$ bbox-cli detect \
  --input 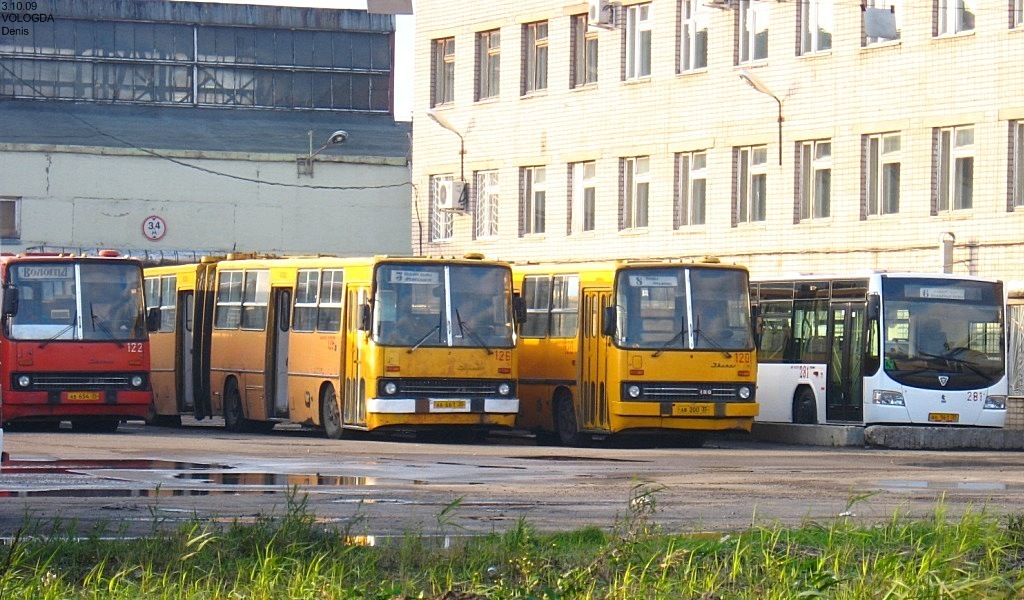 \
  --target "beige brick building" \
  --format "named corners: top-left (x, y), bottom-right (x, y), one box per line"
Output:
top-left (410, 0), bottom-right (1024, 281)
